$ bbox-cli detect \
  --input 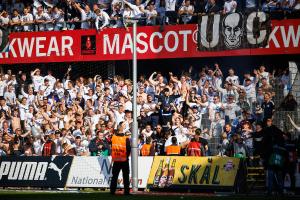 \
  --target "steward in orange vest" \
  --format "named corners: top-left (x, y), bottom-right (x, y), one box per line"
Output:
top-left (187, 138), bottom-right (202, 156)
top-left (165, 137), bottom-right (181, 156)
top-left (140, 137), bottom-right (152, 156)
top-left (110, 121), bottom-right (130, 195)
